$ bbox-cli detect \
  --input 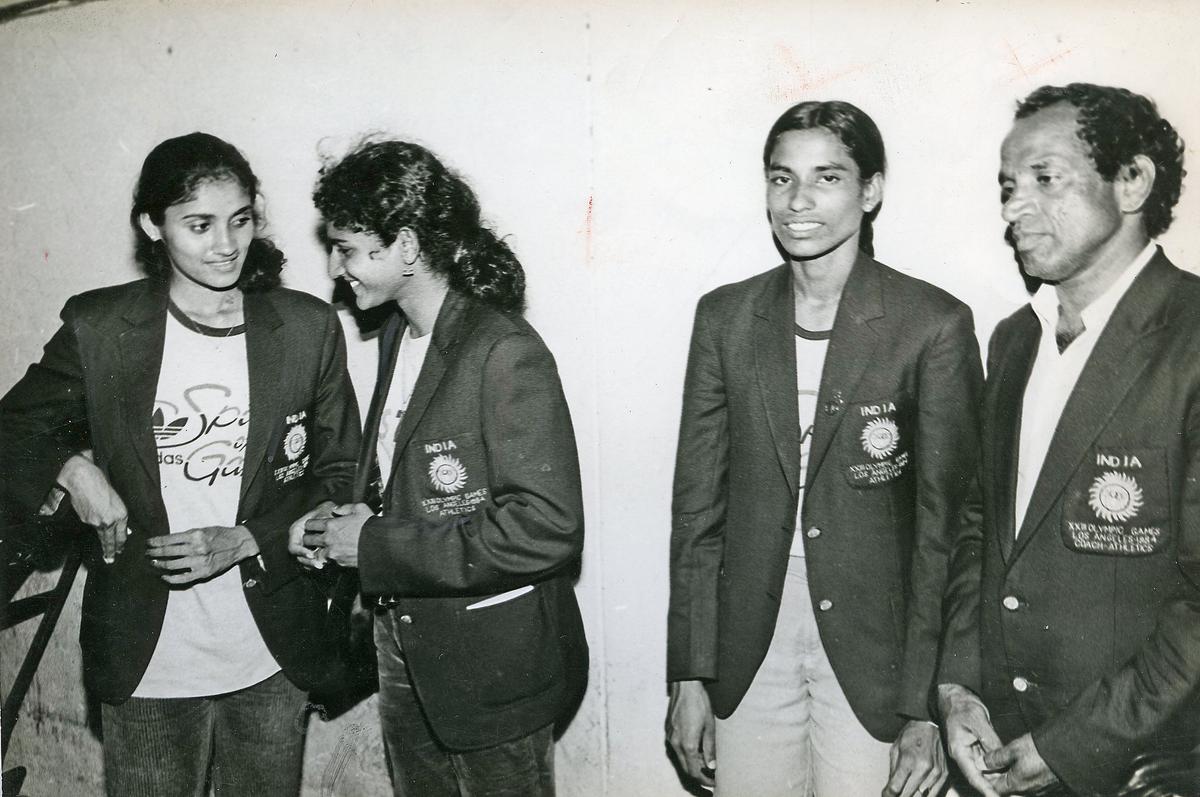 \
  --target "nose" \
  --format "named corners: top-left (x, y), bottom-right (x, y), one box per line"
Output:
top-left (212, 224), bottom-right (237, 256)
top-left (326, 252), bottom-right (345, 280)
top-left (1001, 184), bottom-right (1032, 224)
top-left (788, 181), bottom-right (815, 212)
